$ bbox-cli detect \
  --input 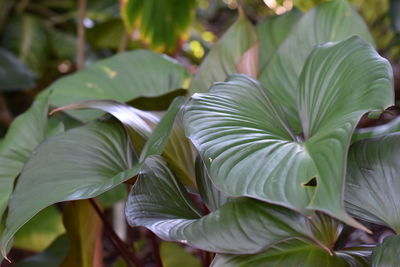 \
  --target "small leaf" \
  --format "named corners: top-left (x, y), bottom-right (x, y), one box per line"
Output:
top-left (372, 235), bottom-right (400, 267)
top-left (352, 116), bottom-right (400, 143)
top-left (189, 12), bottom-right (257, 95)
